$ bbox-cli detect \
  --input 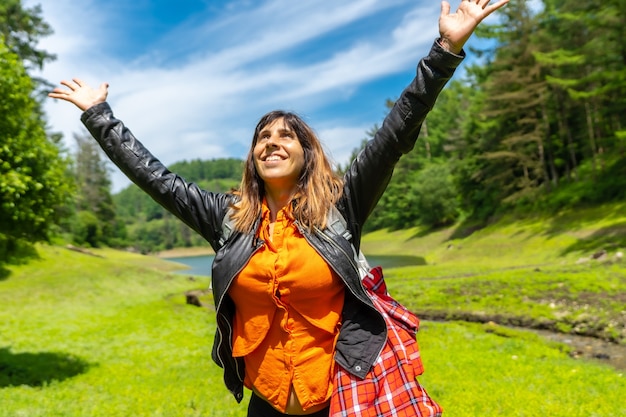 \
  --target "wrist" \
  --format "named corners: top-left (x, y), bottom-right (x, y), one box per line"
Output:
top-left (438, 37), bottom-right (463, 55)
top-left (80, 99), bottom-right (105, 112)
